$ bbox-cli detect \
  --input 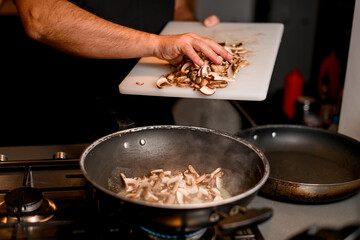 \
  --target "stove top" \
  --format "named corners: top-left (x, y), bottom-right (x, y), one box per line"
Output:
top-left (0, 145), bottom-right (264, 240)
top-left (1, 144), bottom-right (359, 240)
